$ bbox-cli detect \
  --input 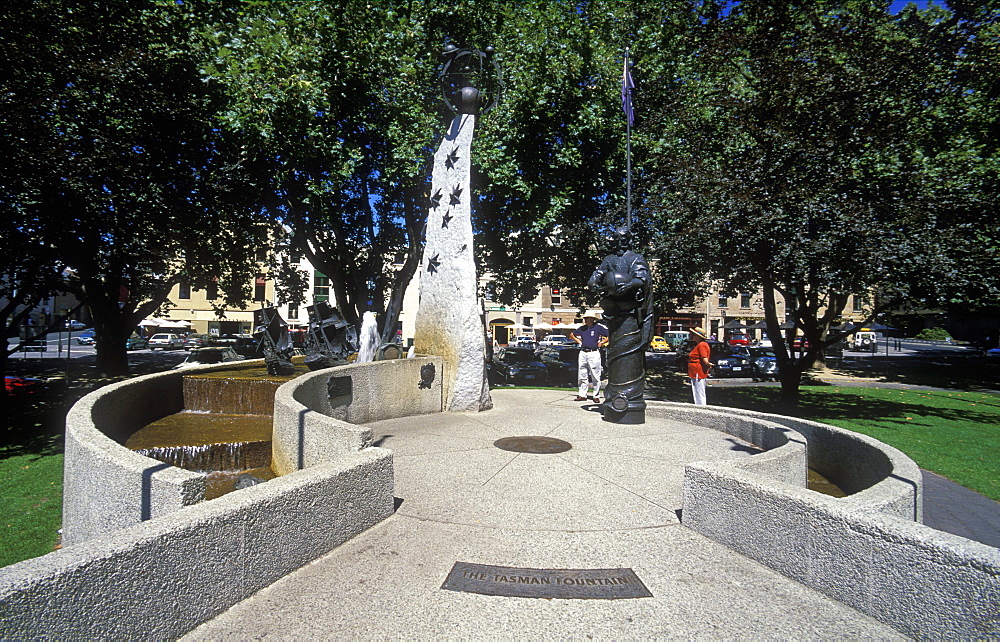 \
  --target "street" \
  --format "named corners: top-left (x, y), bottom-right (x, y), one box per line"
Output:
top-left (645, 337), bottom-right (999, 392)
top-left (5, 331), bottom-right (188, 381)
top-left (5, 334), bottom-right (997, 393)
